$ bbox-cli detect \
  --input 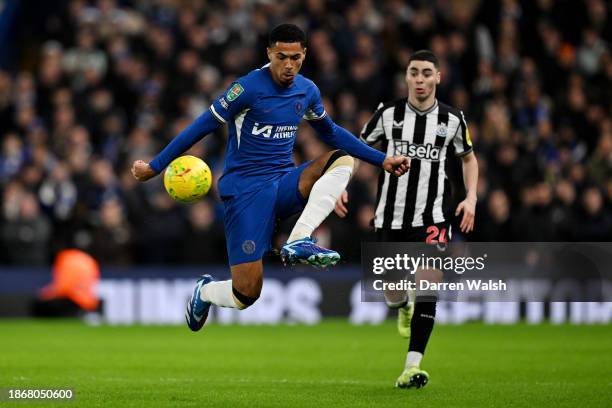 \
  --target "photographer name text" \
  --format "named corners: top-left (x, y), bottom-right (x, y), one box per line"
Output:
top-left (372, 279), bottom-right (507, 291)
